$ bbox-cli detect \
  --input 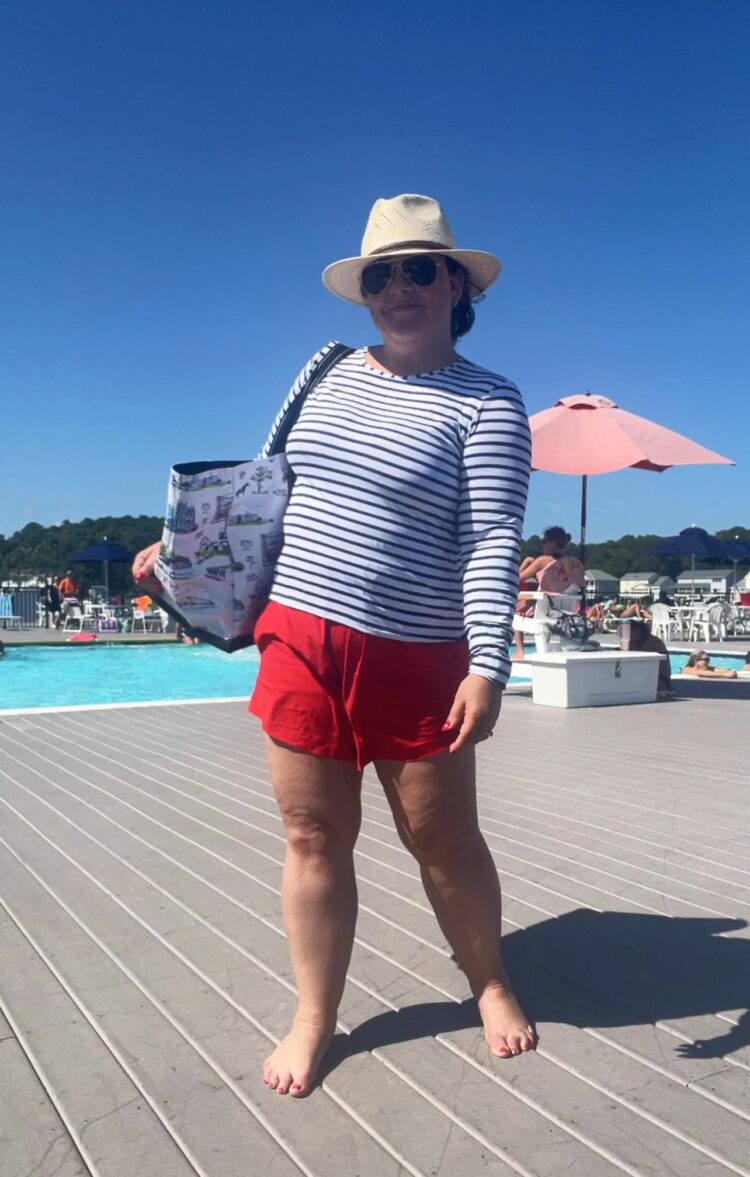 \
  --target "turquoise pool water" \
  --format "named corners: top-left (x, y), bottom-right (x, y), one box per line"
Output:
top-left (1, 643), bottom-right (260, 711)
top-left (0, 644), bottom-right (746, 712)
